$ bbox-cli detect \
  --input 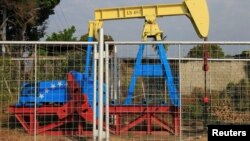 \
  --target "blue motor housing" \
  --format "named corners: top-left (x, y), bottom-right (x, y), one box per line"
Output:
top-left (18, 71), bottom-right (106, 108)
top-left (19, 80), bottom-right (69, 105)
